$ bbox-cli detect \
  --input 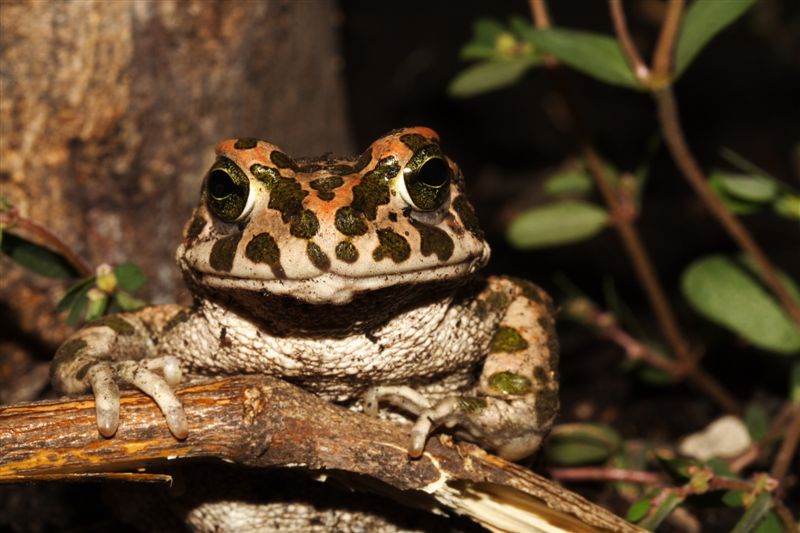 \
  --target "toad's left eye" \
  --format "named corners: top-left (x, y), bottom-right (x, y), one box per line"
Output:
top-left (400, 156), bottom-right (451, 211)
top-left (205, 157), bottom-right (253, 223)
